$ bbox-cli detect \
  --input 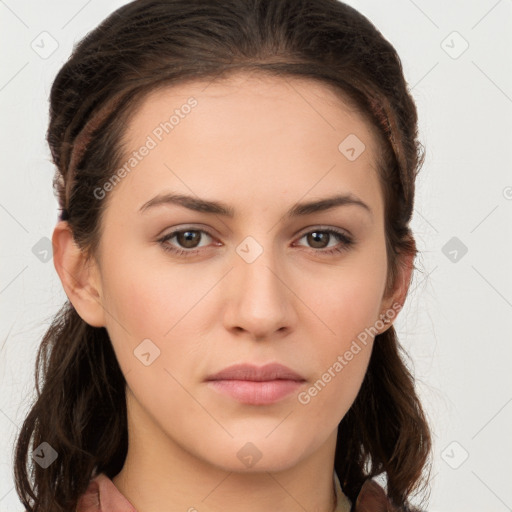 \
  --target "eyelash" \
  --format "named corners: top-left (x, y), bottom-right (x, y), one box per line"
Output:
top-left (157, 226), bottom-right (354, 258)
